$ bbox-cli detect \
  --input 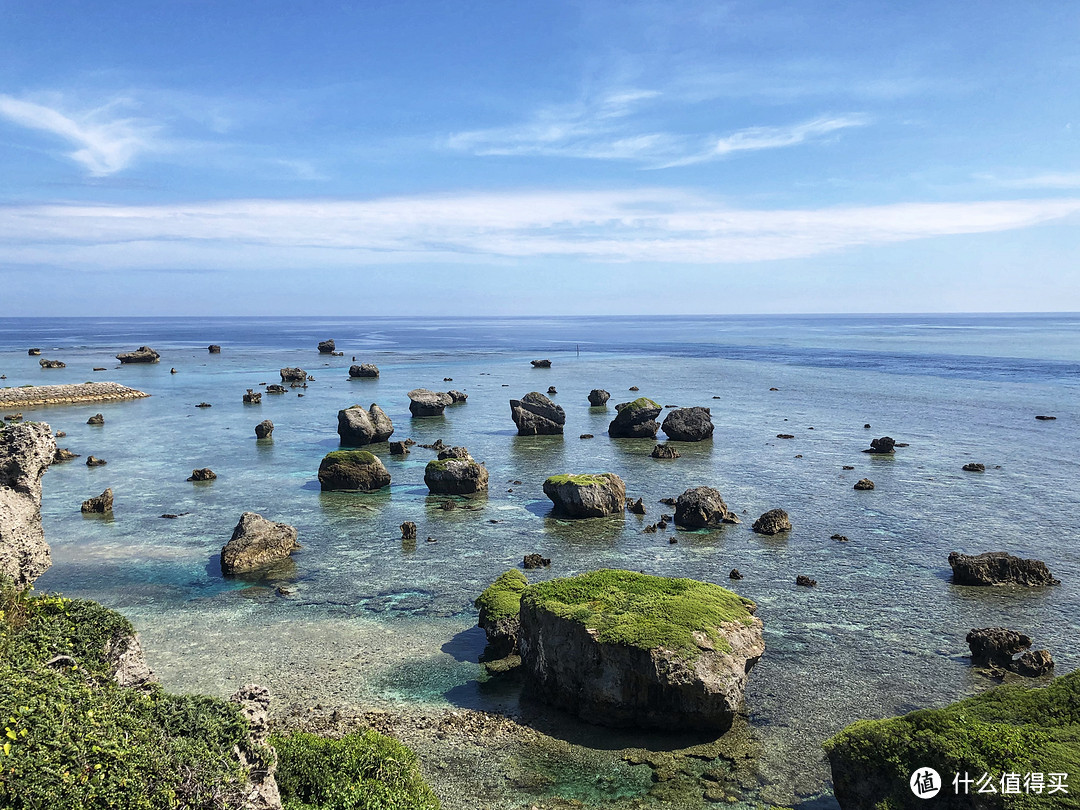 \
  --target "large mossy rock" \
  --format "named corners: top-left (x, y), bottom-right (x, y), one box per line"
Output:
top-left (318, 450), bottom-right (391, 492)
top-left (542, 473), bottom-right (625, 518)
top-left (474, 569), bottom-right (528, 659)
top-left (424, 447), bottom-right (489, 495)
top-left (0, 421), bottom-right (55, 587)
top-left (608, 397), bottom-right (662, 438)
top-left (661, 406), bottom-right (714, 441)
top-left (824, 671), bottom-right (1080, 810)
top-left (510, 391), bottom-right (566, 435)
top-left (221, 511), bottom-right (300, 574)
top-left (516, 570), bottom-right (763, 731)
top-left (337, 403), bottom-right (394, 446)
